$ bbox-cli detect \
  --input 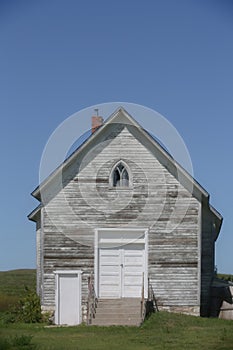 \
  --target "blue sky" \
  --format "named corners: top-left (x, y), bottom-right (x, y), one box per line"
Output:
top-left (0, 0), bottom-right (232, 273)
